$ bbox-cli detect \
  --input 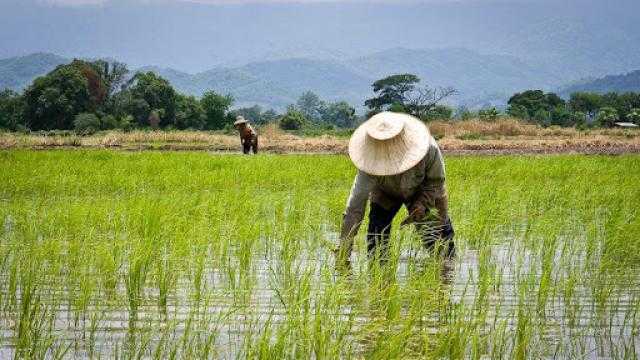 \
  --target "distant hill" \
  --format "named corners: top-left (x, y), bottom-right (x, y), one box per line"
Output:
top-left (0, 50), bottom-right (607, 111)
top-left (559, 70), bottom-right (640, 96)
top-left (141, 59), bottom-right (371, 110)
top-left (0, 53), bottom-right (68, 91)
top-left (139, 48), bottom-right (561, 110)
